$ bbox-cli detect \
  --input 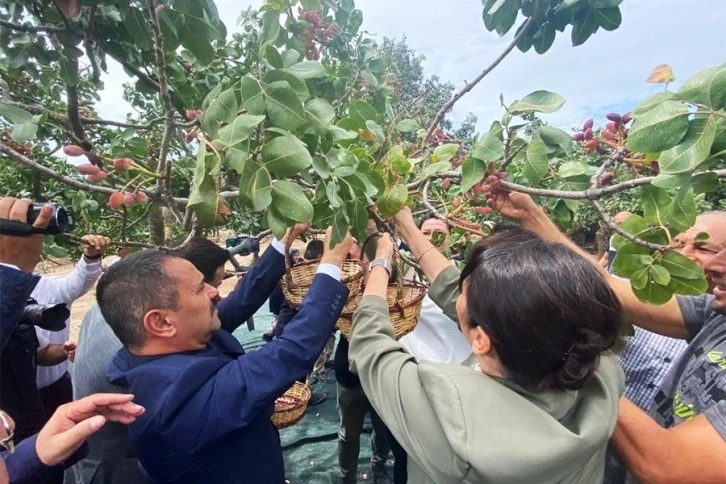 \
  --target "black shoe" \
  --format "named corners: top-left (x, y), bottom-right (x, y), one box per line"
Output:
top-left (308, 391), bottom-right (327, 407)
